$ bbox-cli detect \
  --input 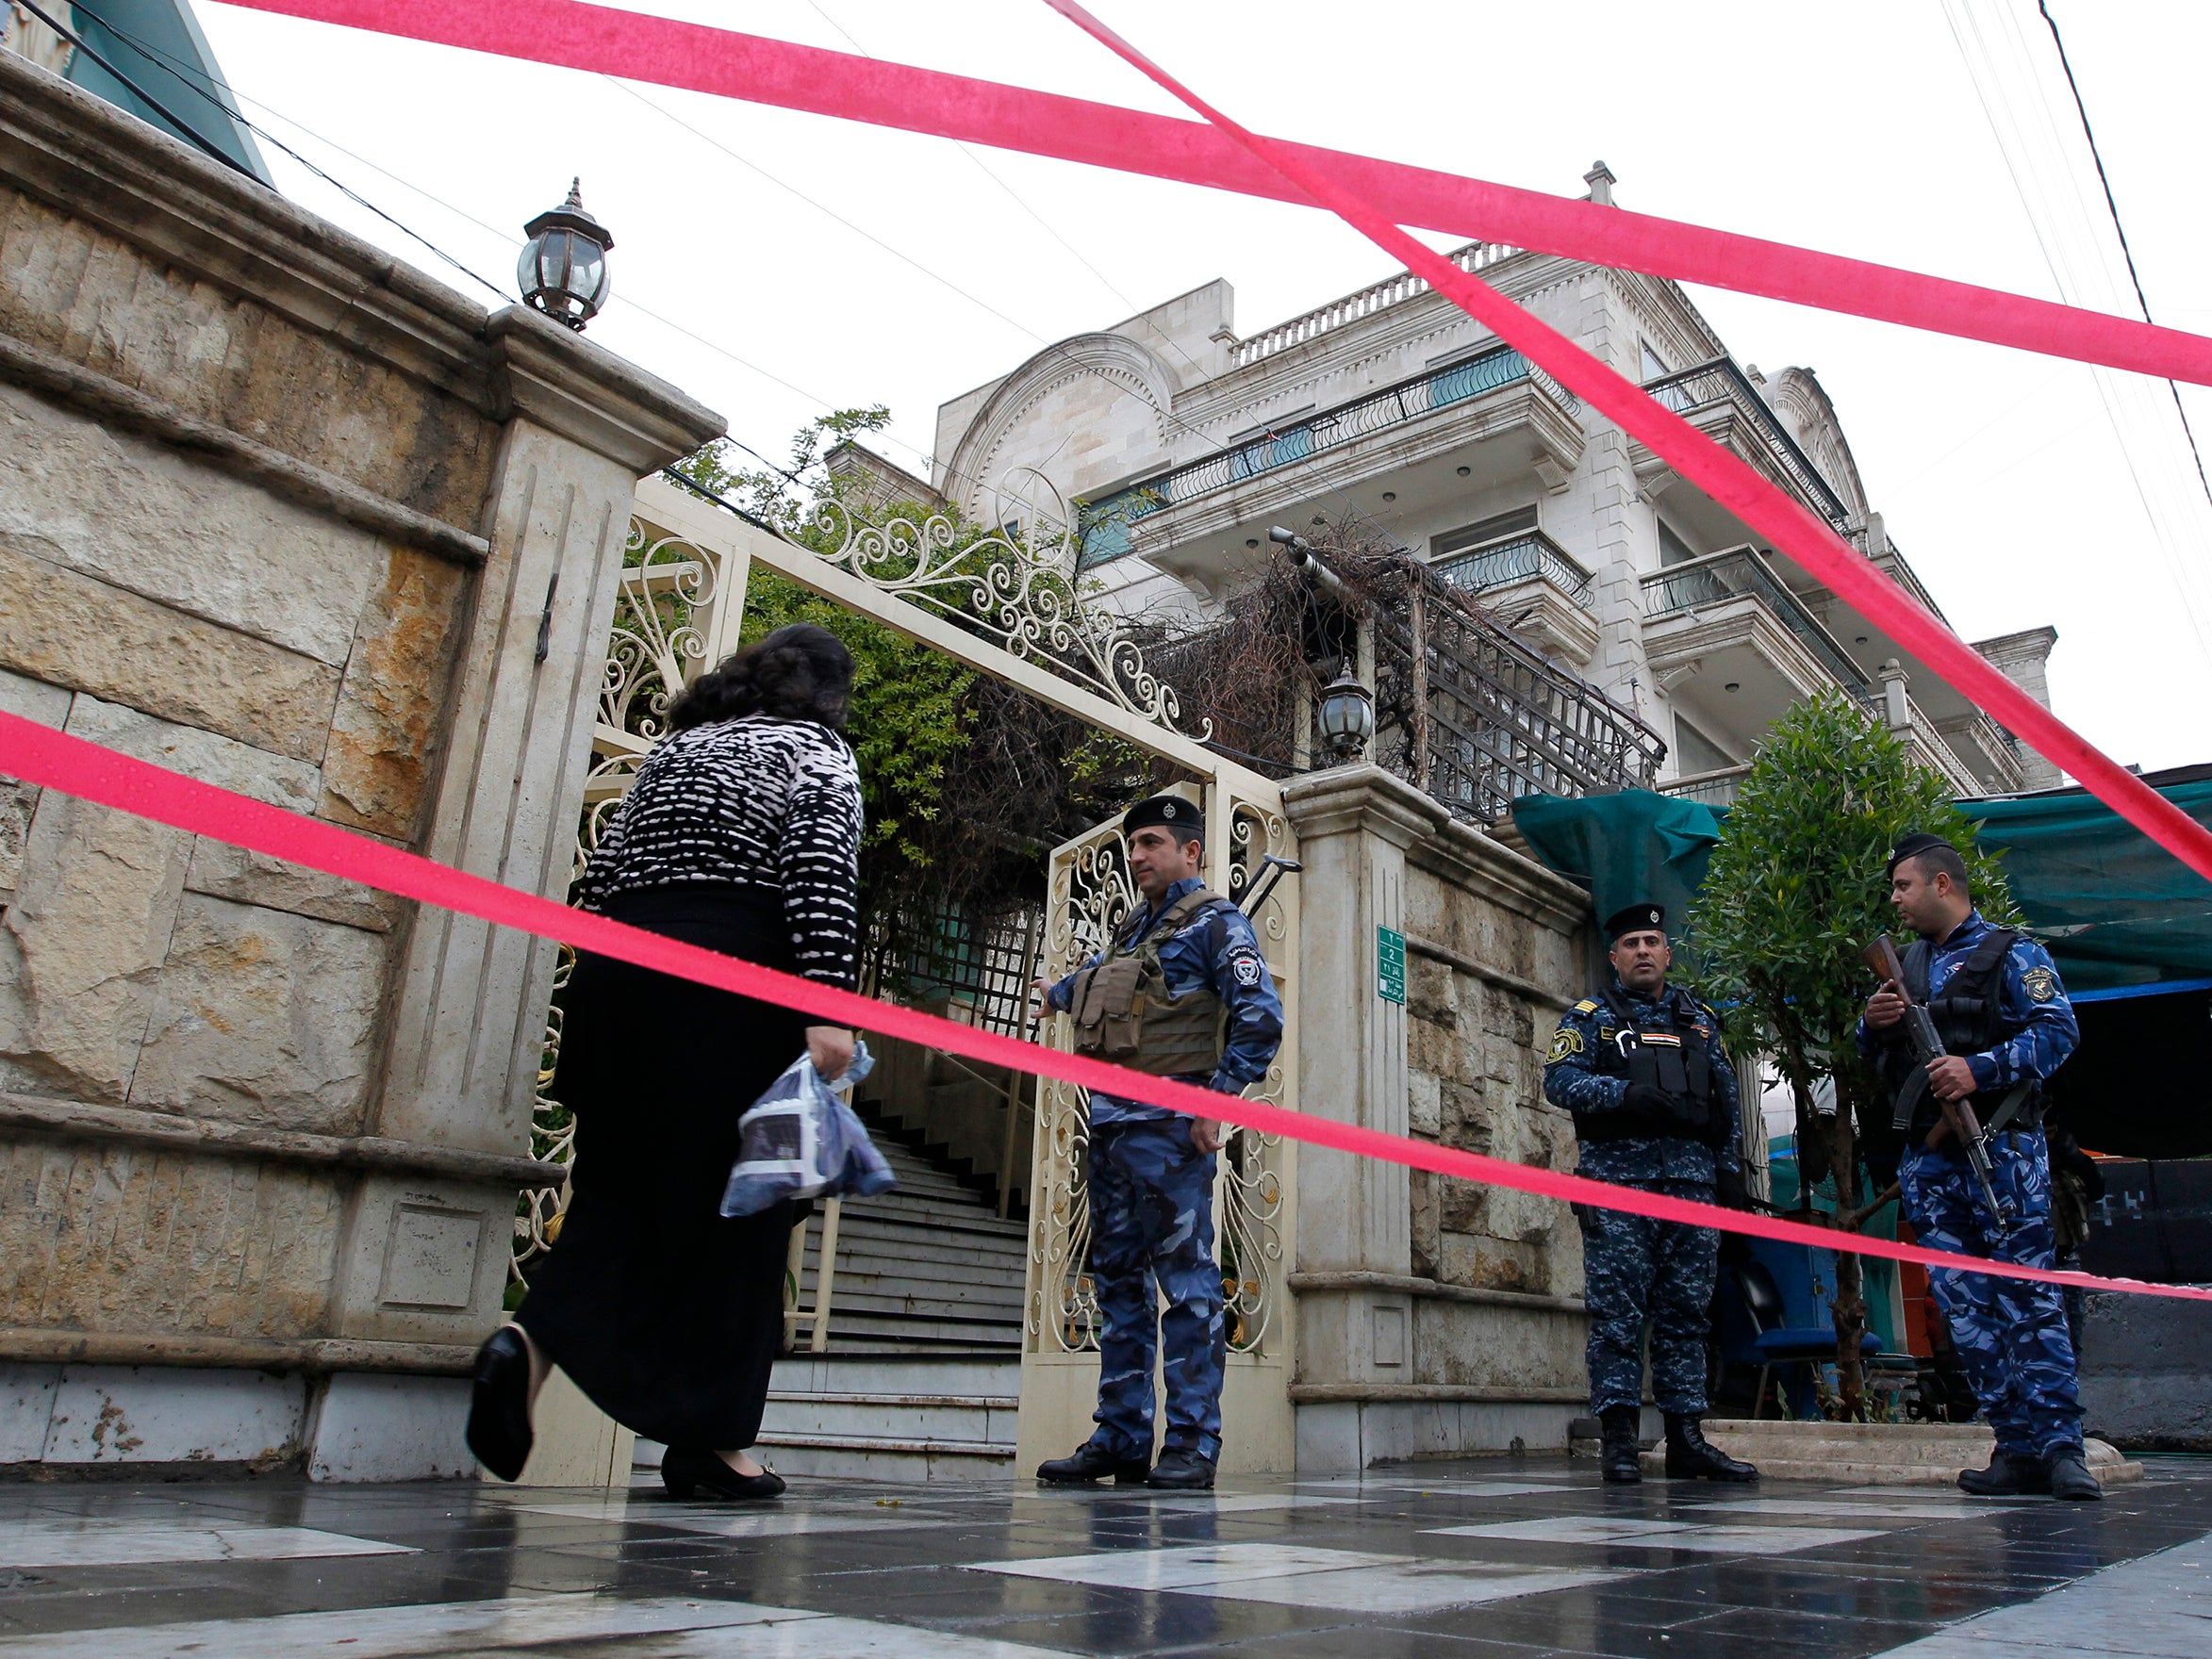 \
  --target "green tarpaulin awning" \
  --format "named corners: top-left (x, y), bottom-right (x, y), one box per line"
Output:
top-left (1510, 767), bottom-right (2212, 994)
